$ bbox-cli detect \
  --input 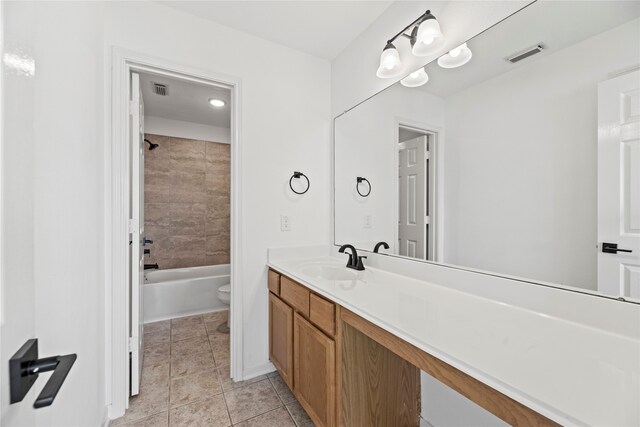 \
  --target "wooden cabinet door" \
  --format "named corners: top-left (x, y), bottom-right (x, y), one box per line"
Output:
top-left (294, 312), bottom-right (335, 427)
top-left (269, 292), bottom-right (293, 388)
